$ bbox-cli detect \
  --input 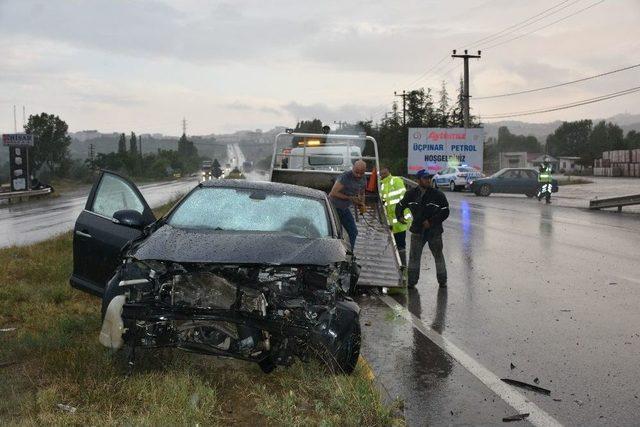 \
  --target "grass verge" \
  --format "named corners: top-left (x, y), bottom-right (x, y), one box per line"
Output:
top-left (0, 202), bottom-right (398, 426)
